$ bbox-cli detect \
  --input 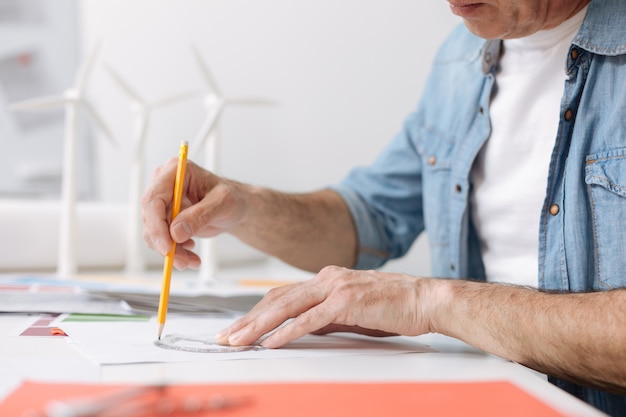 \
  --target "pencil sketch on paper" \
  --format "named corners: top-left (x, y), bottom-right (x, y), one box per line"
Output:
top-left (154, 333), bottom-right (265, 353)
